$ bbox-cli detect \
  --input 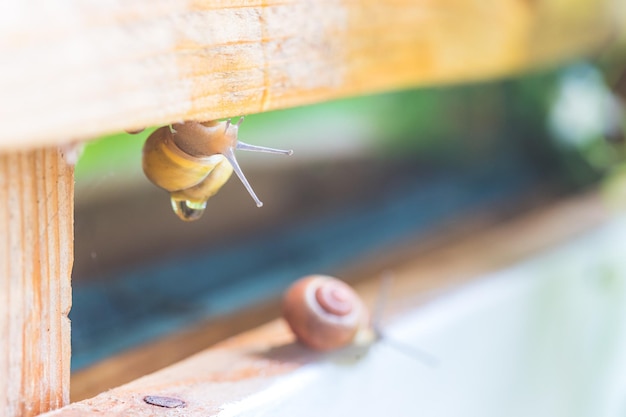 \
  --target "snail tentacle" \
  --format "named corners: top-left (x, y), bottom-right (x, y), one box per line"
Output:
top-left (236, 141), bottom-right (294, 155)
top-left (222, 147), bottom-right (264, 208)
